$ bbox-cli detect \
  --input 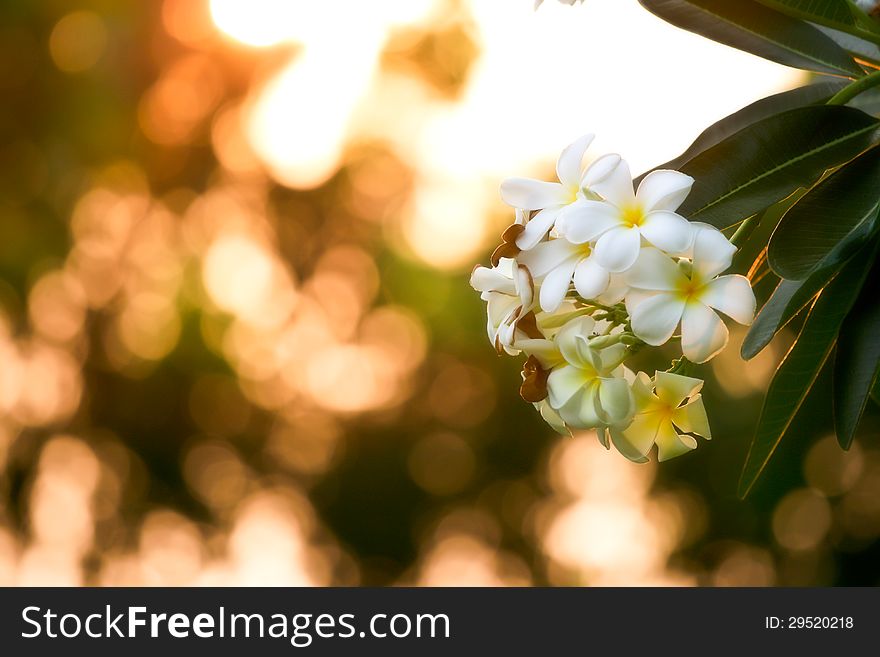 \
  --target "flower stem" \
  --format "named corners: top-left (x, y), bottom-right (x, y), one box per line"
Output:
top-left (827, 69), bottom-right (880, 106)
top-left (580, 299), bottom-right (617, 312)
top-left (667, 356), bottom-right (695, 376)
top-left (730, 214), bottom-right (758, 248)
